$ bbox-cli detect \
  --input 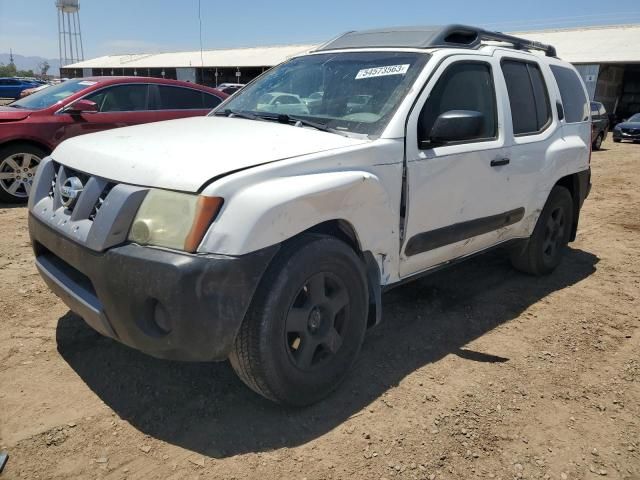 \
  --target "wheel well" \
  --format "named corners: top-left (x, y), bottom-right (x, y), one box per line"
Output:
top-left (554, 173), bottom-right (581, 241)
top-left (302, 220), bottom-right (382, 329)
top-left (0, 139), bottom-right (51, 156)
top-left (306, 219), bottom-right (362, 252)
